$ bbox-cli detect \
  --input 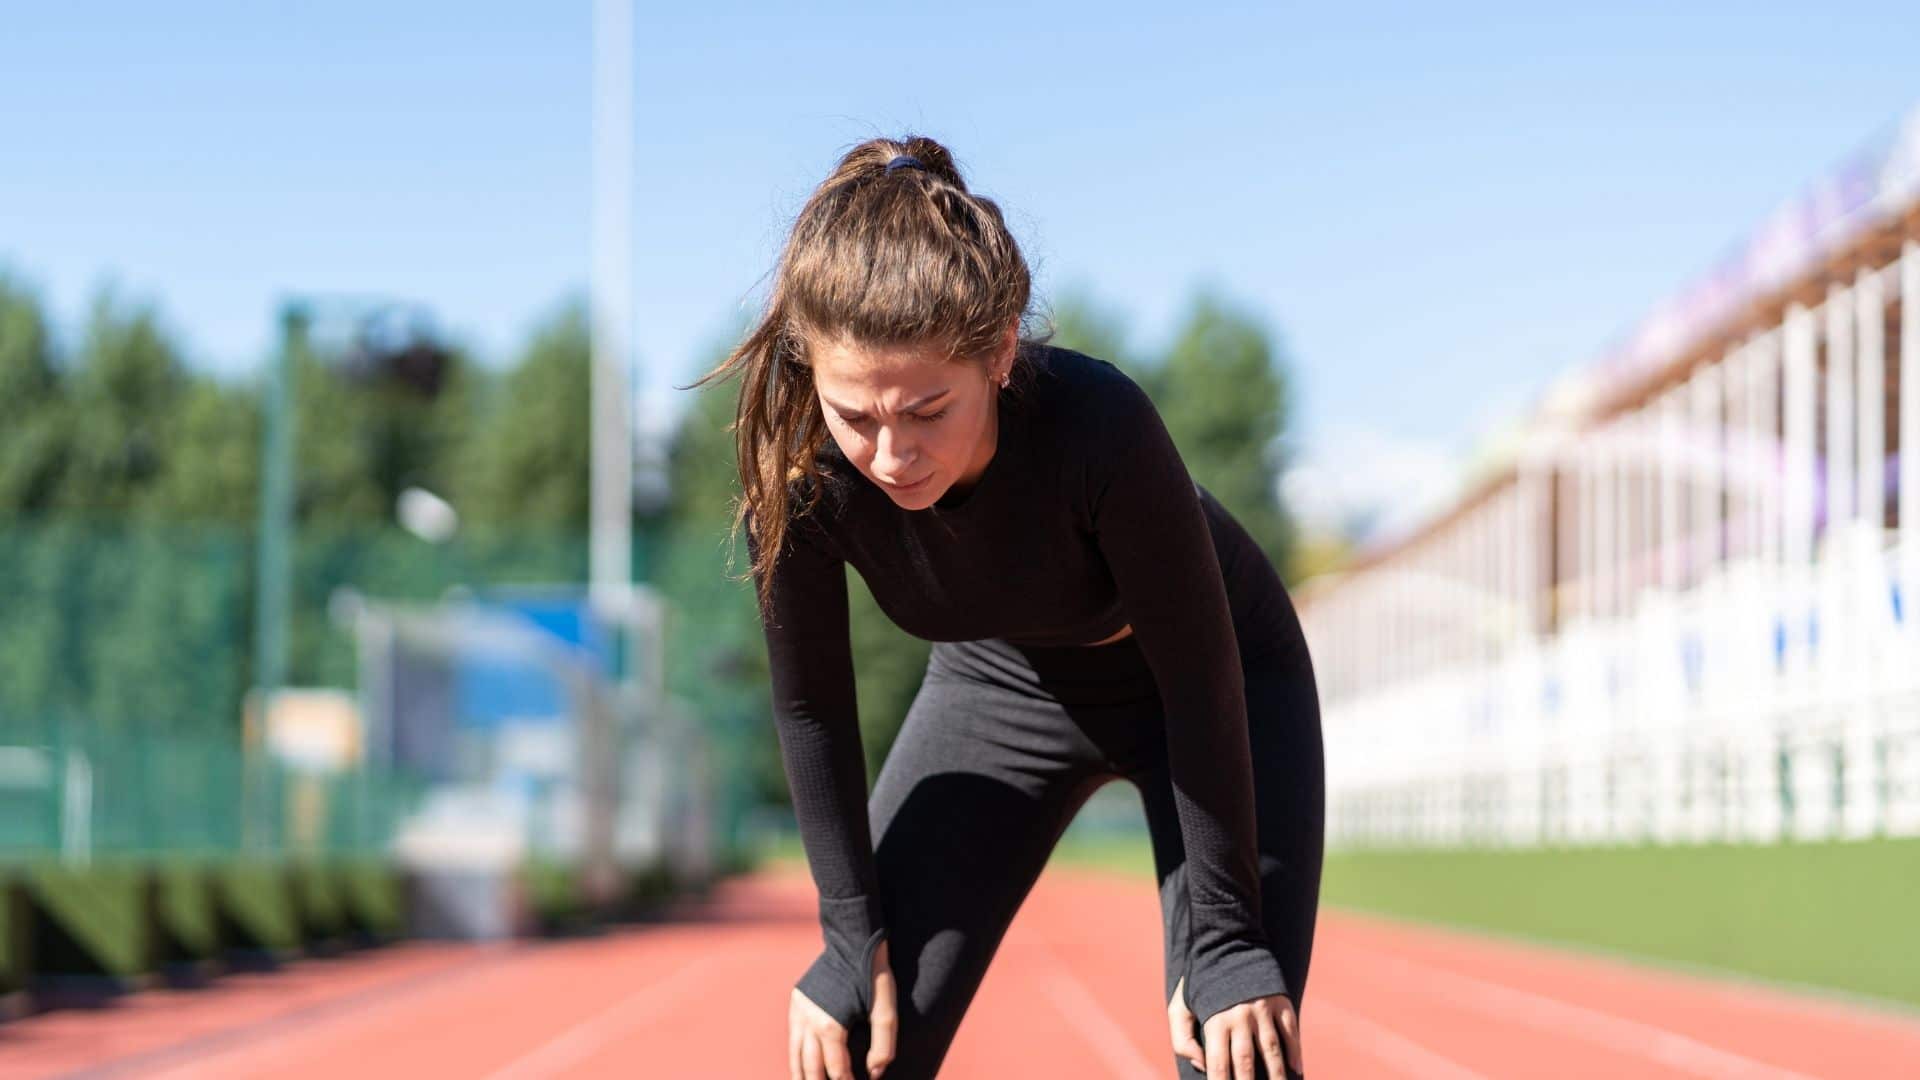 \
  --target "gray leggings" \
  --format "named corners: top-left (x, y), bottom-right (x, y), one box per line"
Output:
top-left (838, 629), bottom-right (1324, 1079)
